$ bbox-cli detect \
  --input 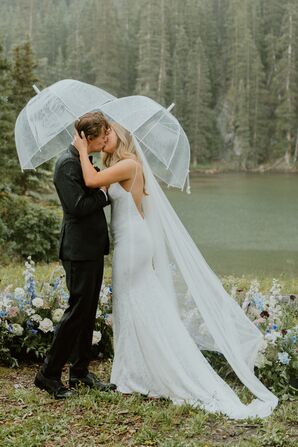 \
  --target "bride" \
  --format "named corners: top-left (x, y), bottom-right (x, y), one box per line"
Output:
top-left (73, 121), bottom-right (278, 420)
